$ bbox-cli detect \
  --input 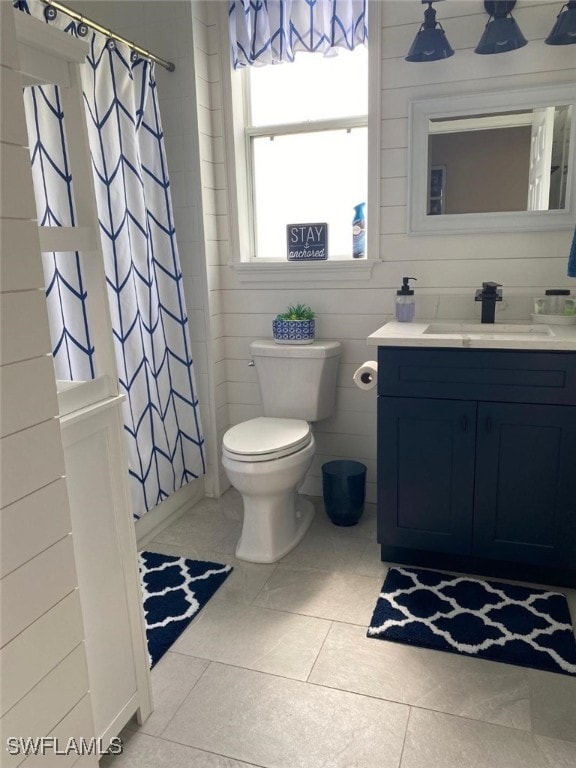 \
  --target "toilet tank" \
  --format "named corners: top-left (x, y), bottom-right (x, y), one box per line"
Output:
top-left (250, 340), bottom-right (341, 421)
